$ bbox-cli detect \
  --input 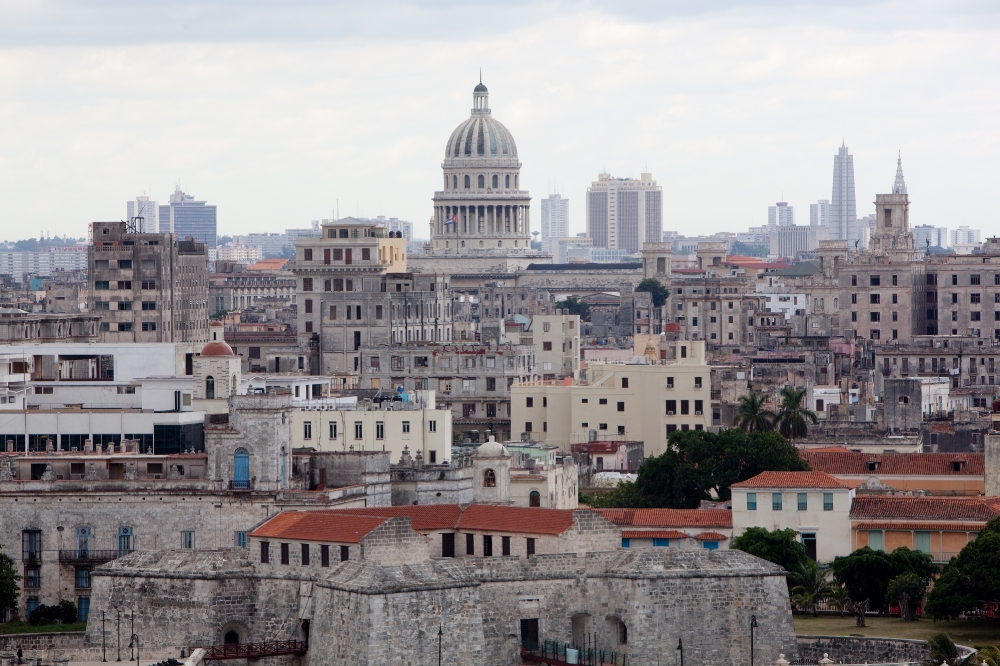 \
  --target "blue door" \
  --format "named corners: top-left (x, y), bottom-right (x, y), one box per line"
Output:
top-left (233, 448), bottom-right (250, 489)
top-left (76, 527), bottom-right (90, 558)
